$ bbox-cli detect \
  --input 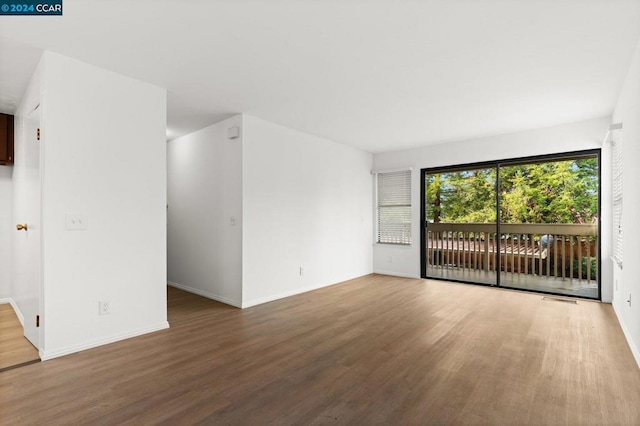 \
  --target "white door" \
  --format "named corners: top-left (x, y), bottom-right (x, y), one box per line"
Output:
top-left (12, 103), bottom-right (42, 349)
